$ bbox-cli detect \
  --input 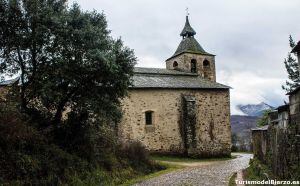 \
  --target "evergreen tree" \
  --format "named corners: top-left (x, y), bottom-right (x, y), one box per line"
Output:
top-left (257, 109), bottom-right (272, 127)
top-left (282, 35), bottom-right (299, 92)
top-left (0, 0), bottom-right (136, 126)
